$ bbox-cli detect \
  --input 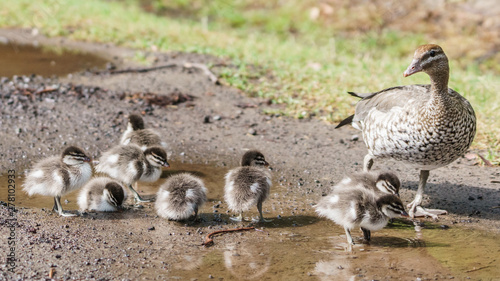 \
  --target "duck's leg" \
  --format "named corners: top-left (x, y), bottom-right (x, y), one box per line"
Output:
top-left (363, 154), bottom-right (374, 172)
top-left (361, 227), bottom-right (371, 242)
top-left (257, 201), bottom-right (272, 222)
top-left (407, 170), bottom-right (448, 219)
top-left (54, 196), bottom-right (77, 217)
top-left (128, 183), bottom-right (153, 203)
